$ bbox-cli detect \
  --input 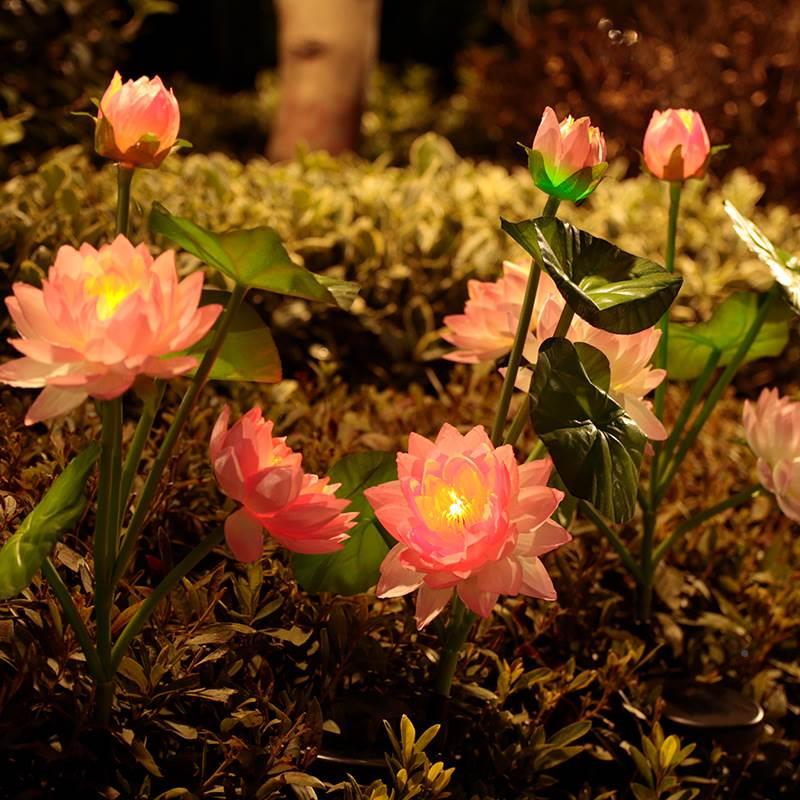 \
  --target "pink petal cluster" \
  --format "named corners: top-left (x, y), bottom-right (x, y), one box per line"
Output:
top-left (210, 406), bottom-right (358, 561)
top-left (643, 108), bottom-right (710, 182)
top-left (0, 236), bottom-right (221, 424)
top-left (364, 424), bottom-right (571, 628)
top-left (742, 388), bottom-right (800, 522)
top-left (95, 72), bottom-right (180, 169)
top-left (529, 107), bottom-right (607, 201)
top-left (443, 261), bottom-right (667, 439)
top-left (442, 261), bottom-right (562, 363)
